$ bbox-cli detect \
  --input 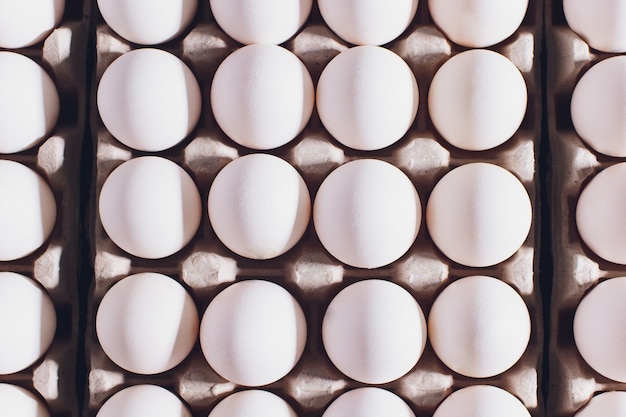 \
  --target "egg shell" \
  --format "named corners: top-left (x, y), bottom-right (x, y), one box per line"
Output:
top-left (0, 0), bottom-right (64, 48)
top-left (95, 385), bottom-right (191, 417)
top-left (574, 391), bottom-right (626, 416)
top-left (199, 280), bottom-right (307, 387)
top-left (564, 0), bottom-right (626, 53)
top-left (428, 49), bottom-right (527, 151)
top-left (322, 388), bottom-right (416, 417)
top-left (316, 46), bottom-right (419, 151)
top-left (210, 44), bottom-right (314, 150)
top-left (208, 153), bottom-right (311, 260)
top-left (433, 385), bottom-right (531, 417)
top-left (0, 384), bottom-right (50, 417)
top-left (0, 51), bottom-right (60, 154)
top-left (322, 279), bottom-right (426, 384)
top-left (98, 156), bottom-right (202, 259)
top-left (0, 272), bottom-right (57, 375)
top-left (208, 390), bottom-right (297, 417)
